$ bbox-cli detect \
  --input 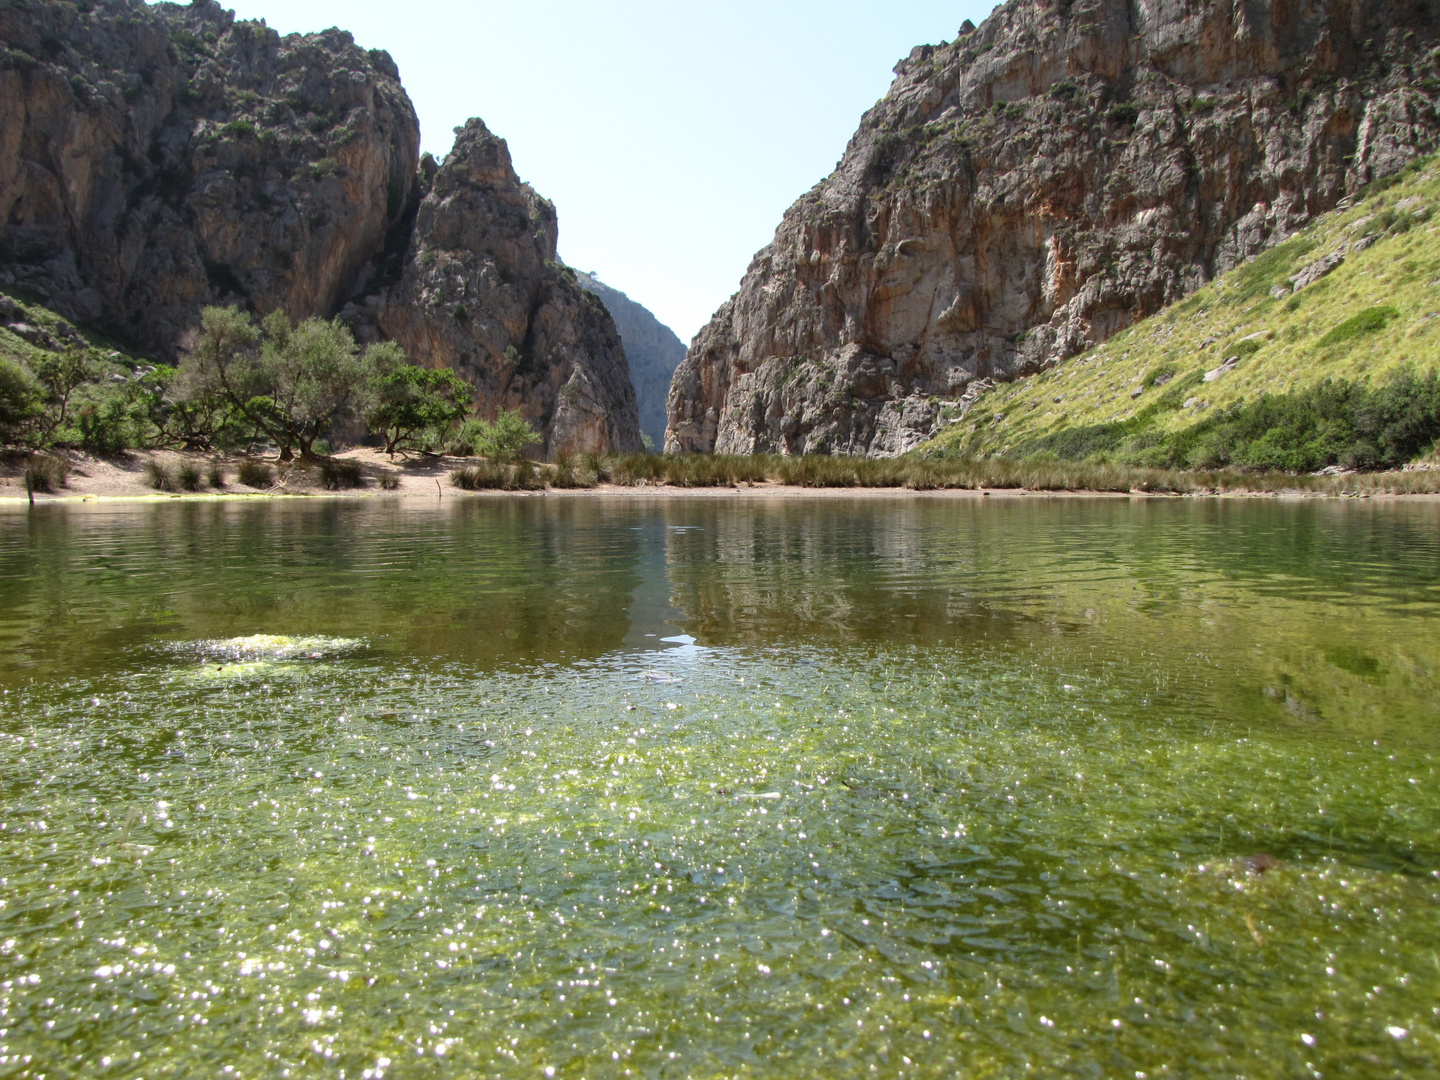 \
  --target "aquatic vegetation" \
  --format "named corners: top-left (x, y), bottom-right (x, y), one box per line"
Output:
top-left (1, 499), bottom-right (1438, 1076)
